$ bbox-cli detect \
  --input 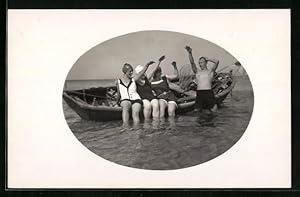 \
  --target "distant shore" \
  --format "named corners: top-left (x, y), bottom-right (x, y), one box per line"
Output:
top-left (64, 75), bottom-right (252, 92)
